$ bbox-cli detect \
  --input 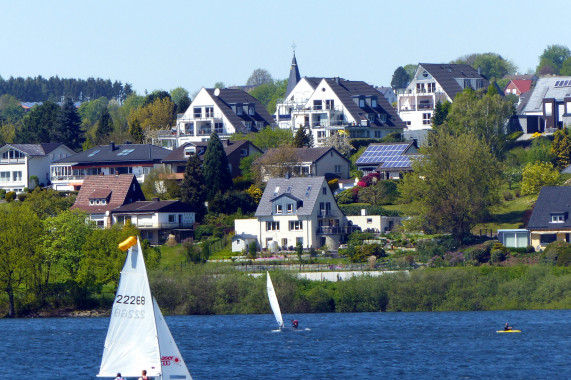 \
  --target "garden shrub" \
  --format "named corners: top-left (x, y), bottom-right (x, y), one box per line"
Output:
top-left (5, 191), bottom-right (16, 202)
